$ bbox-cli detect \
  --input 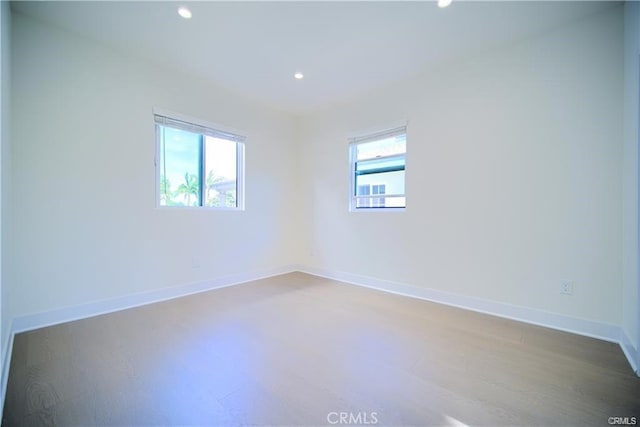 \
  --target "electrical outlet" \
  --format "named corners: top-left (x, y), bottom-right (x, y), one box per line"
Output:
top-left (560, 281), bottom-right (573, 295)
